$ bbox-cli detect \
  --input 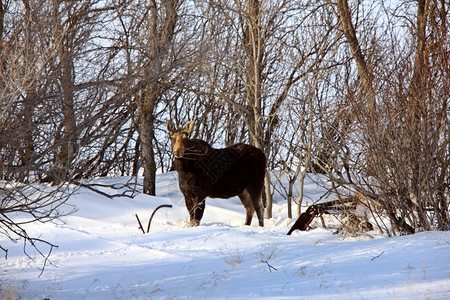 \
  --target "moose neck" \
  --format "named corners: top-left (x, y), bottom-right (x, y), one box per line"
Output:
top-left (178, 138), bottom-right (211, 160)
